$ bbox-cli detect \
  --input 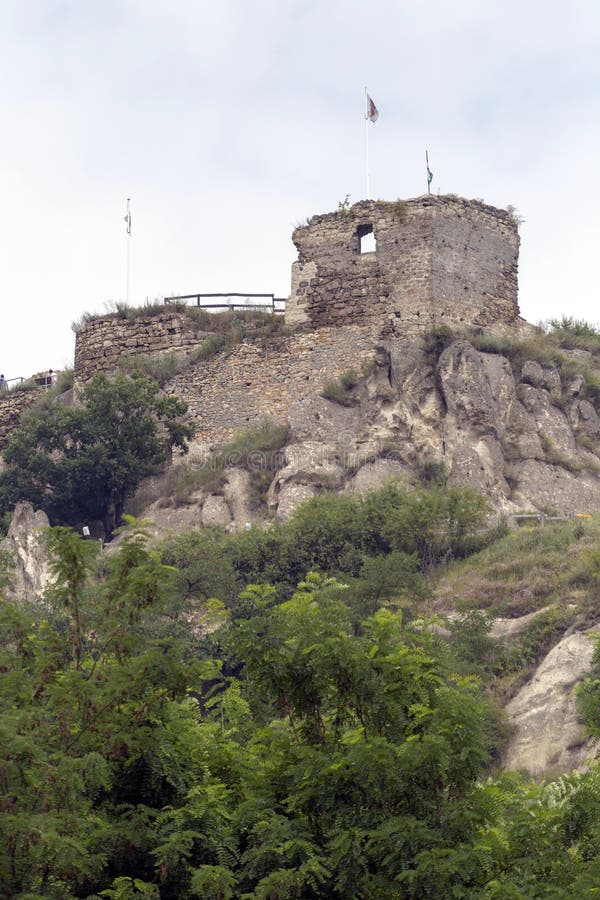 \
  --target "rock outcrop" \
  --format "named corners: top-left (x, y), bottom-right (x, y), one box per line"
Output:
top-left (503, 629), bottom-right (600, 775)
top-left (0, 501), bottom-right (54, 603)
top-left (266, 337), bottom-right (600, 520)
